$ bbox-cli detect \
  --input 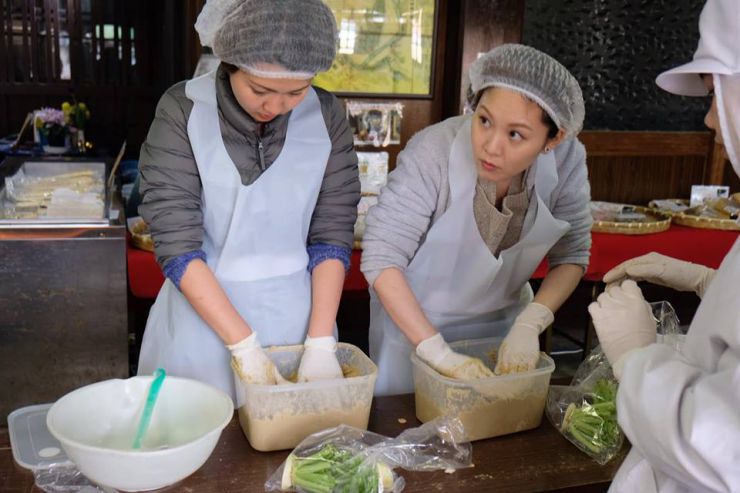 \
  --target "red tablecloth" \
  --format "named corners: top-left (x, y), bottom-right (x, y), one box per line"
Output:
top-left (127, 243), bottom-right (165, 299)
top-left (128, 225), bottom-right (738, 299)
